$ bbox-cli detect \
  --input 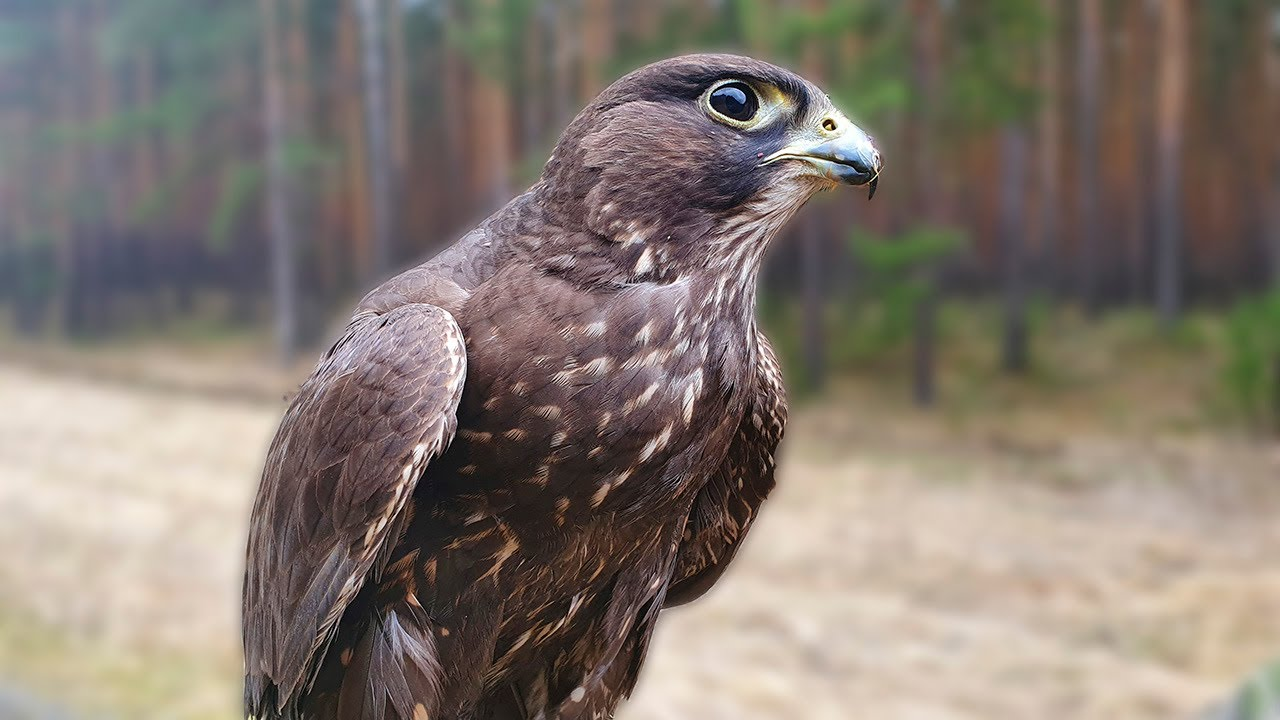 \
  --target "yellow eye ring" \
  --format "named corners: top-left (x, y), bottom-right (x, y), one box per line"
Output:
top-left (701, 79), bottom-right (786, 131)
